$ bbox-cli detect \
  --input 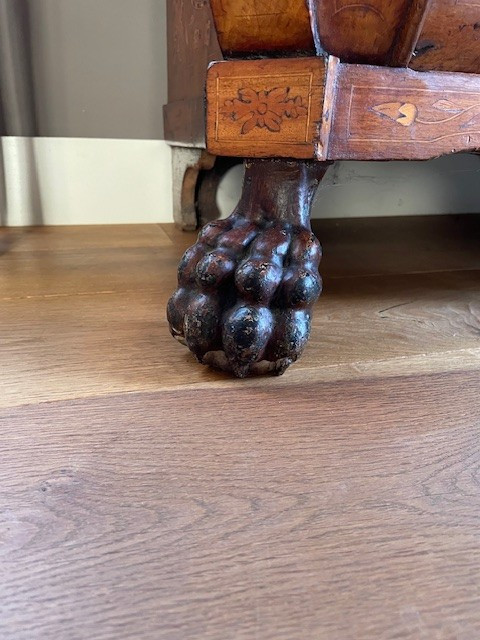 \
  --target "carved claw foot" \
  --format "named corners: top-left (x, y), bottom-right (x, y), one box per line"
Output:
top-left (167, 159), bottom-right (329, 377)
